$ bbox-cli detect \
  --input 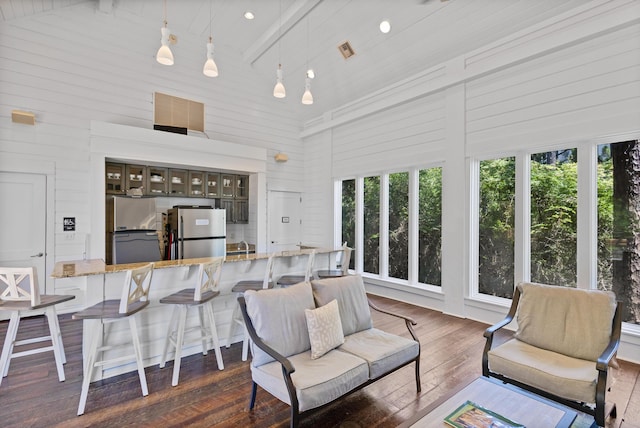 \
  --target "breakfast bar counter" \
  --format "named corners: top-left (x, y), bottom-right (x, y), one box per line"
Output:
top-left (52, 248), bottom-right (341, 381)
